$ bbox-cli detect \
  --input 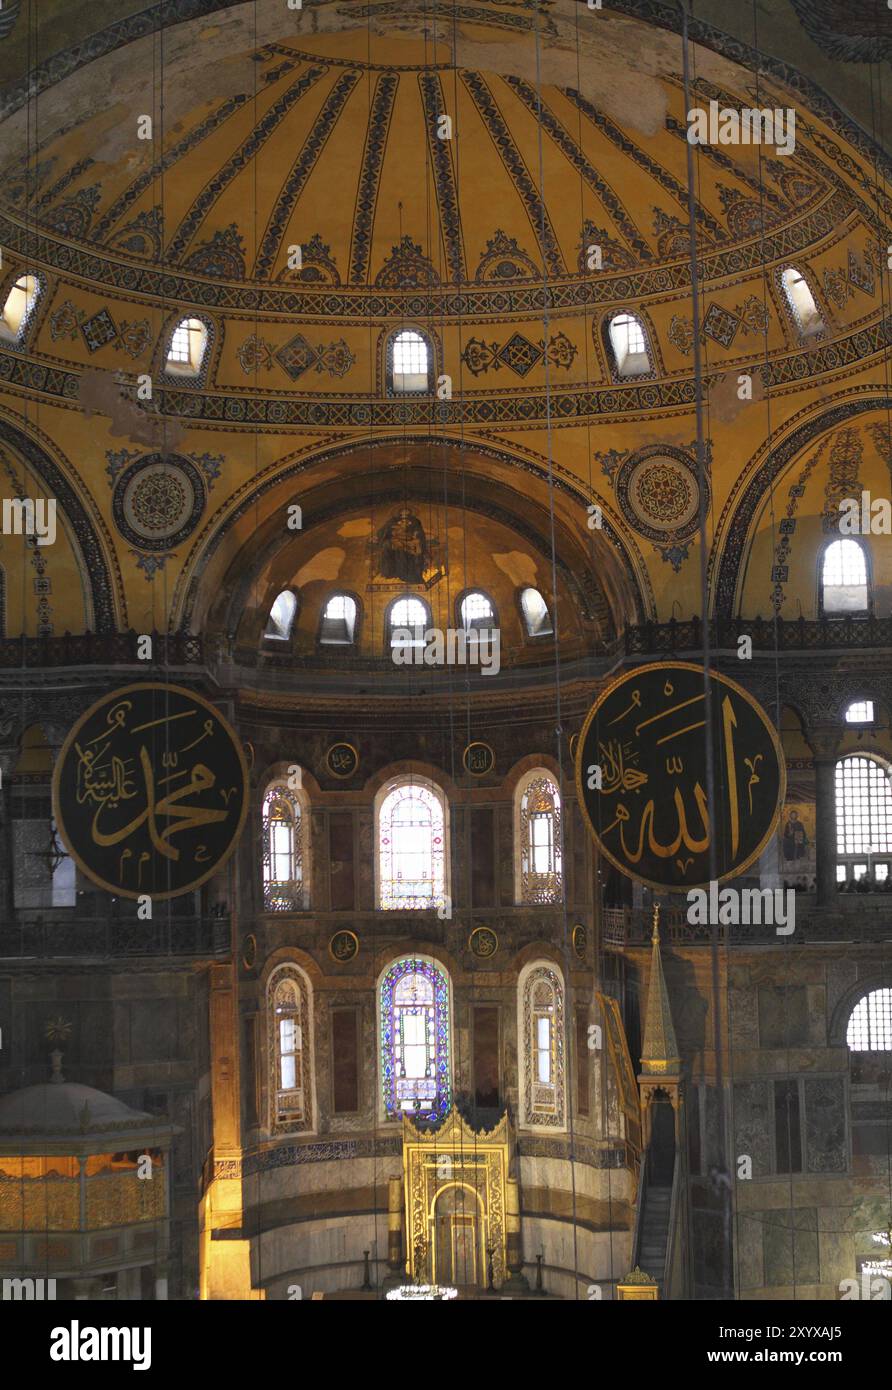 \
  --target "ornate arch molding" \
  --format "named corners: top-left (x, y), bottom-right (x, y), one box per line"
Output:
top-left (0, 414), bottom-right (121, 632)
top-left (177, 434), bottom-right (648, 634)
top-left (713, 396), bottom-right (892, 620)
